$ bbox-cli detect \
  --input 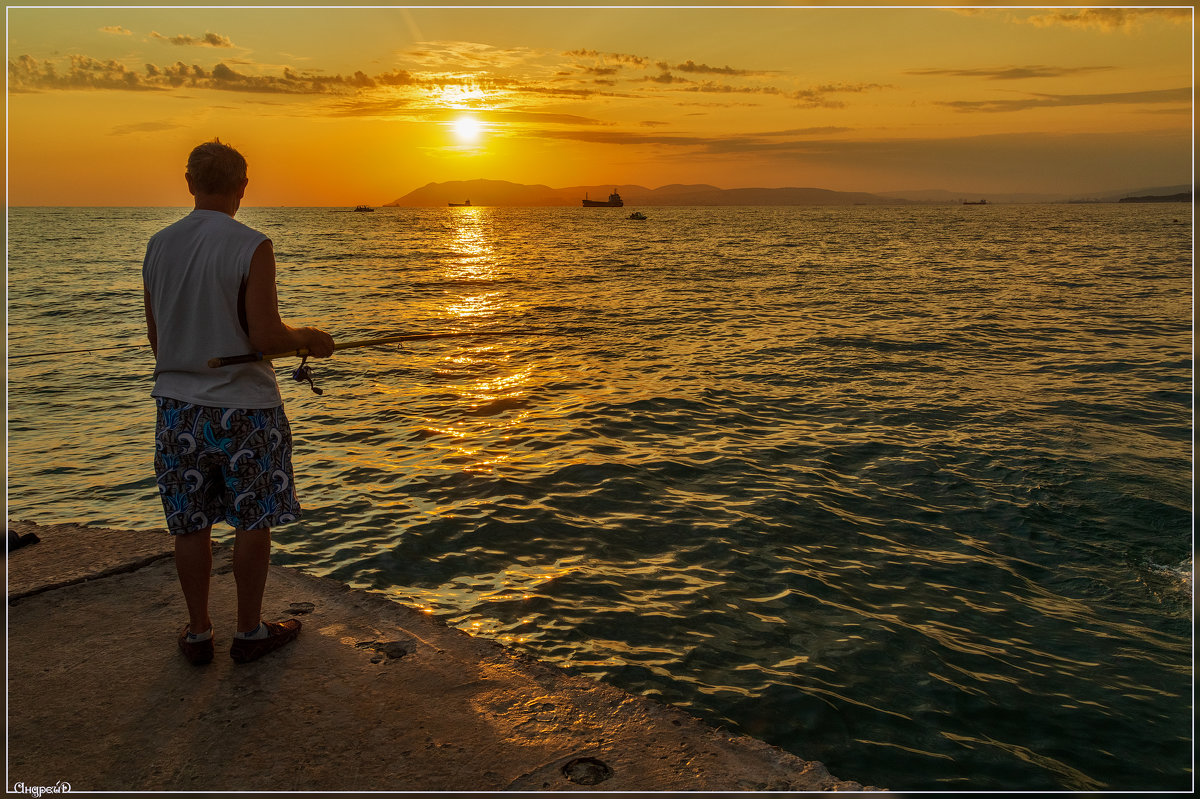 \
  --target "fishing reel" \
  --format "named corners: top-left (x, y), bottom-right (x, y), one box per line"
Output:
top-left (292, 356), bottom-right (323, 395)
